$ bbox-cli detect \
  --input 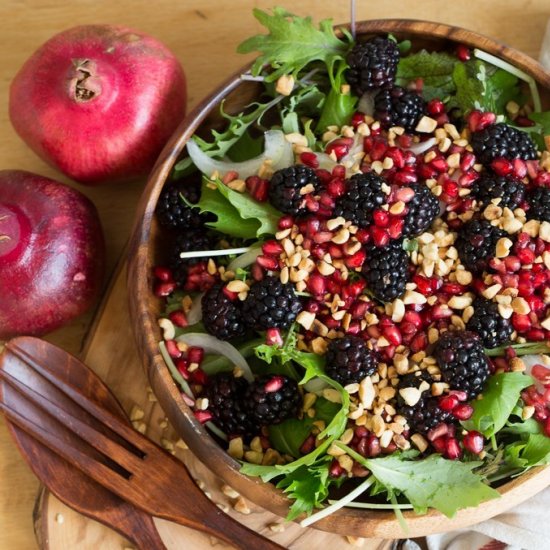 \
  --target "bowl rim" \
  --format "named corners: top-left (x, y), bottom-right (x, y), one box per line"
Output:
top-left (127, 18), bottom-right (550, 539)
